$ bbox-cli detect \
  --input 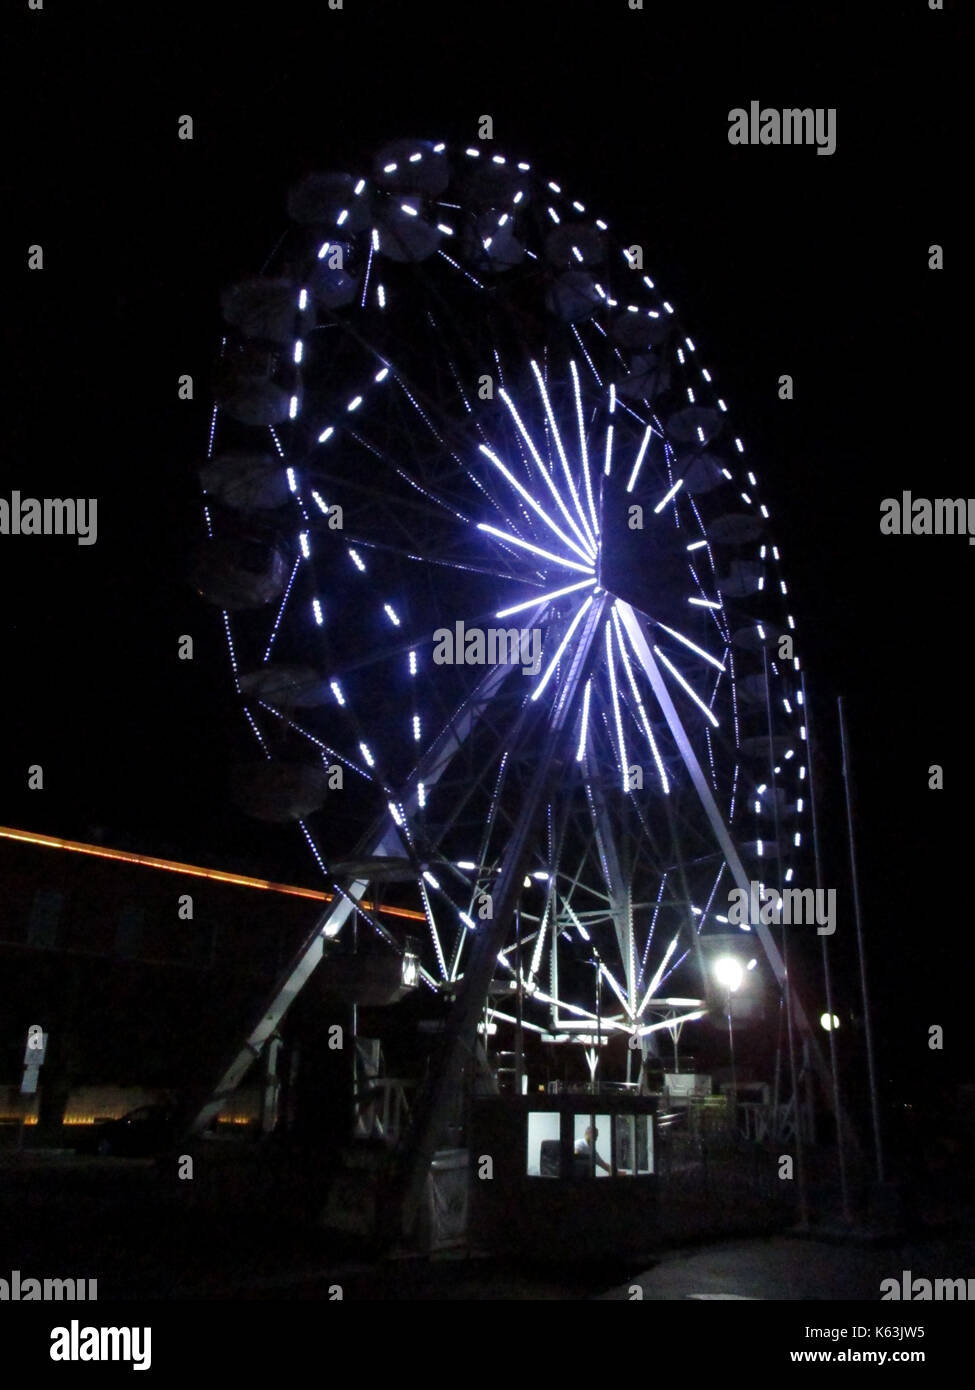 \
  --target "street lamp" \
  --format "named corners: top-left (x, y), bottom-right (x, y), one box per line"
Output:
top-left (820, 1012), bottom-right (840, 1032)
top-left (714, 956), bottom-right (744, 993)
